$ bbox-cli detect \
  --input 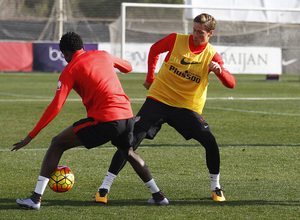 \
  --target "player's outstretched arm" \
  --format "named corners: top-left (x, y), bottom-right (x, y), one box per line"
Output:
top-left (210, 53), bottom-right (235, 89)
top-left (11, 135), bottom-right (32, 151)
top-left (146, 33), bottom-right (176, 84)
